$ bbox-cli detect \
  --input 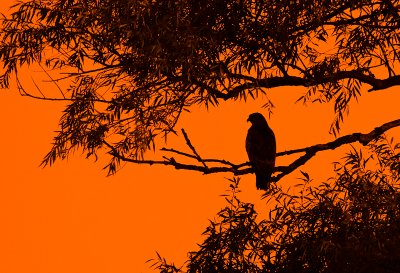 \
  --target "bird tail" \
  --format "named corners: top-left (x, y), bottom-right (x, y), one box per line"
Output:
top-left (256, 172), bottom-right (272, 190)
